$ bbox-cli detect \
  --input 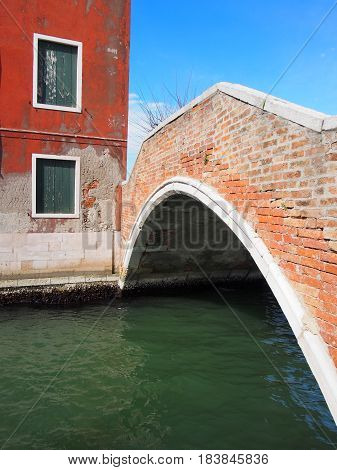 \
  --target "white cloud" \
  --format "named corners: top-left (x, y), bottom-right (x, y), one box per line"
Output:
top-left (127, 92), bottom-right (171, 172)
top-left (128, 92), bottom-right (142, 106)
top-left (127, 93), bottom-right (146, 155)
